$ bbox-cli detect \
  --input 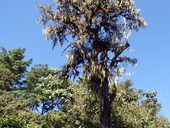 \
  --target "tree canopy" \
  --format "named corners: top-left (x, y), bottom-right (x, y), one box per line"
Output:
top-left (0, 0), bottom-right (169, 127)
top-left (0, 47), bottom-right (32, 91)
top-left (0, 47), bottom-right (170, 128)
top-left (38, 0), bottom-right (147, 127)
